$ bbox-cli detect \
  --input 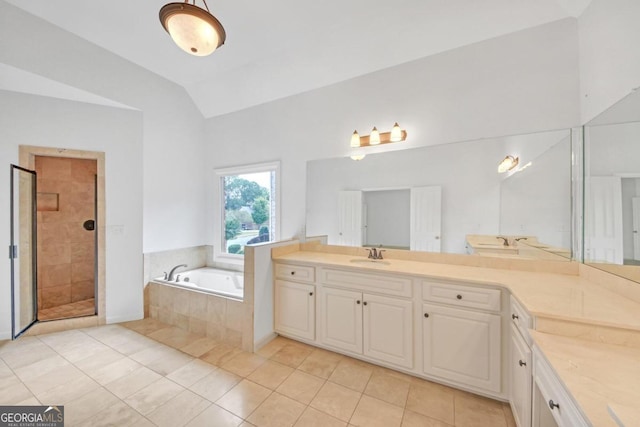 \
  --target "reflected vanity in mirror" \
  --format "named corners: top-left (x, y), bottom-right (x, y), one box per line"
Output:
top-left (583, 89), bottom-right (640, 283)
top-left (306, 128), bottom-right (573, 260)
